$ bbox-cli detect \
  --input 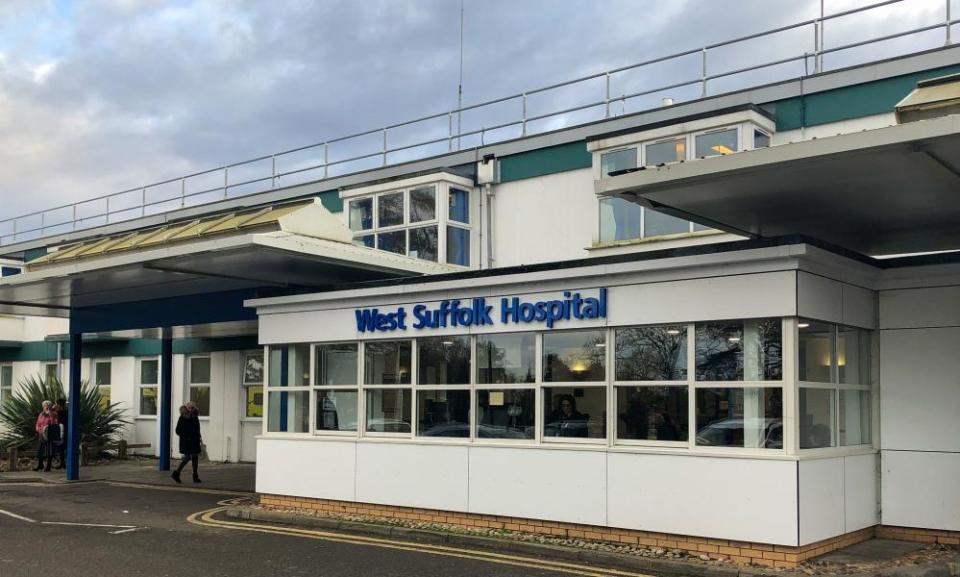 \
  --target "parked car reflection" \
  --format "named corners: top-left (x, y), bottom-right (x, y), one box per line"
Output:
top-left (695, 418), bottom-right (782, 449)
